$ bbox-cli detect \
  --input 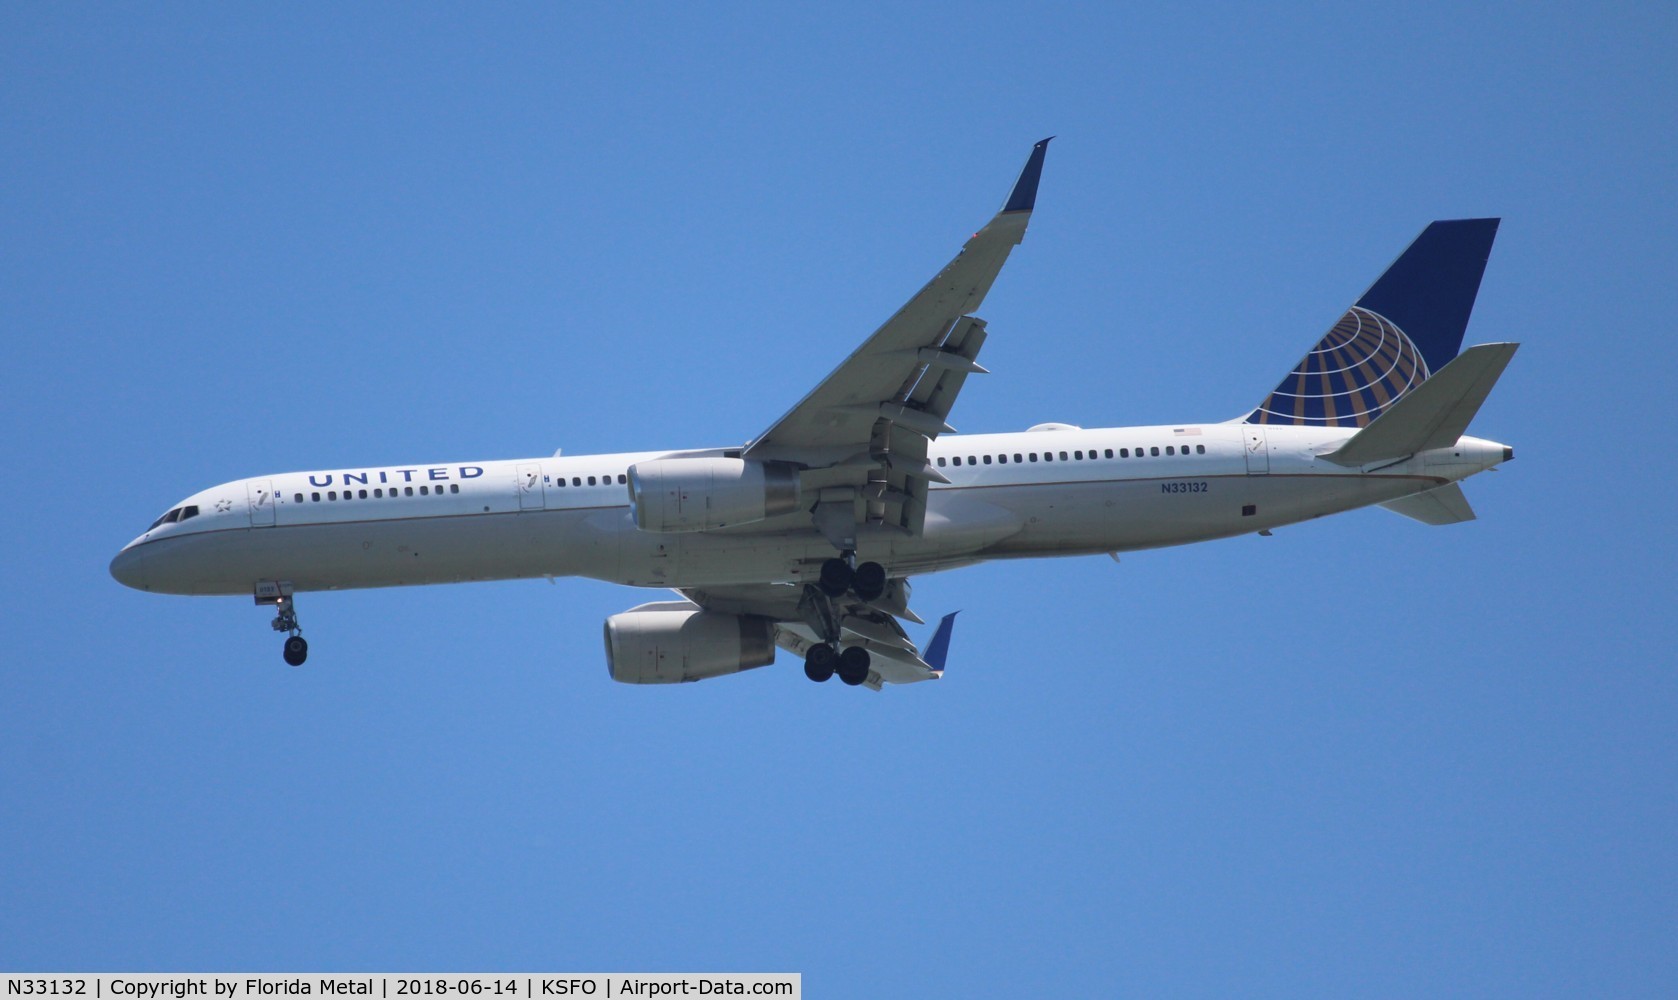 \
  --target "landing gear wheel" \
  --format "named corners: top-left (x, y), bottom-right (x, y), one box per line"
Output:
top-left (837, 645), bottom-right (872, 686)
top-left (804, 643), bottom-right (837, 682)
top-left (818, 558), bottom-right (854, 597)
top-left (852, 561), bottom-right (887, 602)
top-left (282, 635), bottom-right (308, 667)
